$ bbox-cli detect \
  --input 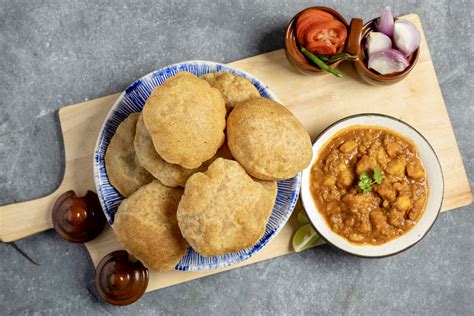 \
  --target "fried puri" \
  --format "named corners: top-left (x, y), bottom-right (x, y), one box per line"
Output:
top-left (143, 72), bottom-right (226, 169)
top-left (177, 158), bottom-right (275, 256)
top-left (227, 97), bottom-right (312, 180)
top-left (255, 179), bottom-right (278, 203)
top-left (113, 181), bottom-right (188, 271)
top-left (134, 113), bottom-right (196, 187)
top-left (201, 72), bottom-right (260, 112)
top-left (134, 113), bottom-right (232, 187)
top-left (105, 113), bottom-right (153, 197)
